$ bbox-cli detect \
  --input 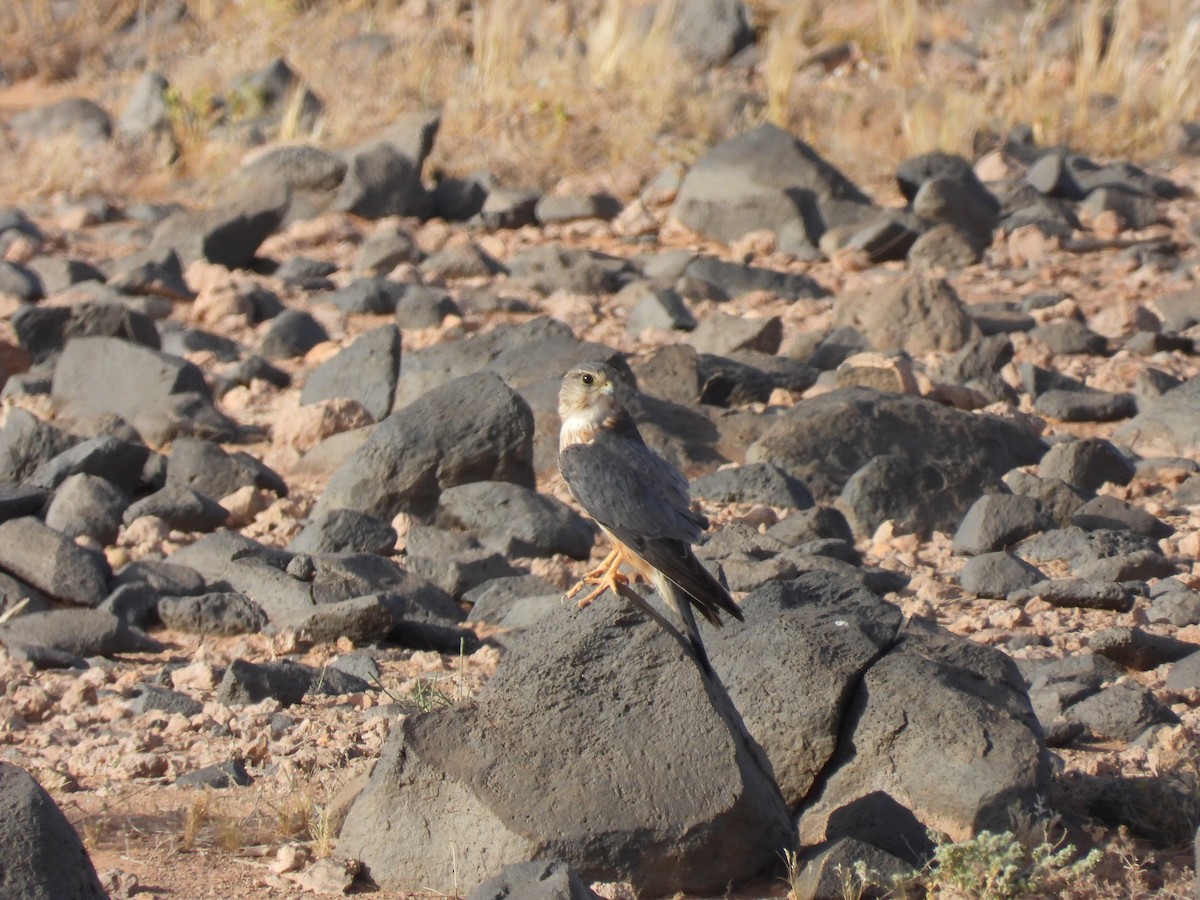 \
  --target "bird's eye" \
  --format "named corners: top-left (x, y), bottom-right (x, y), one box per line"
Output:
top-left (581, 373), bottom-right (594, 385)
